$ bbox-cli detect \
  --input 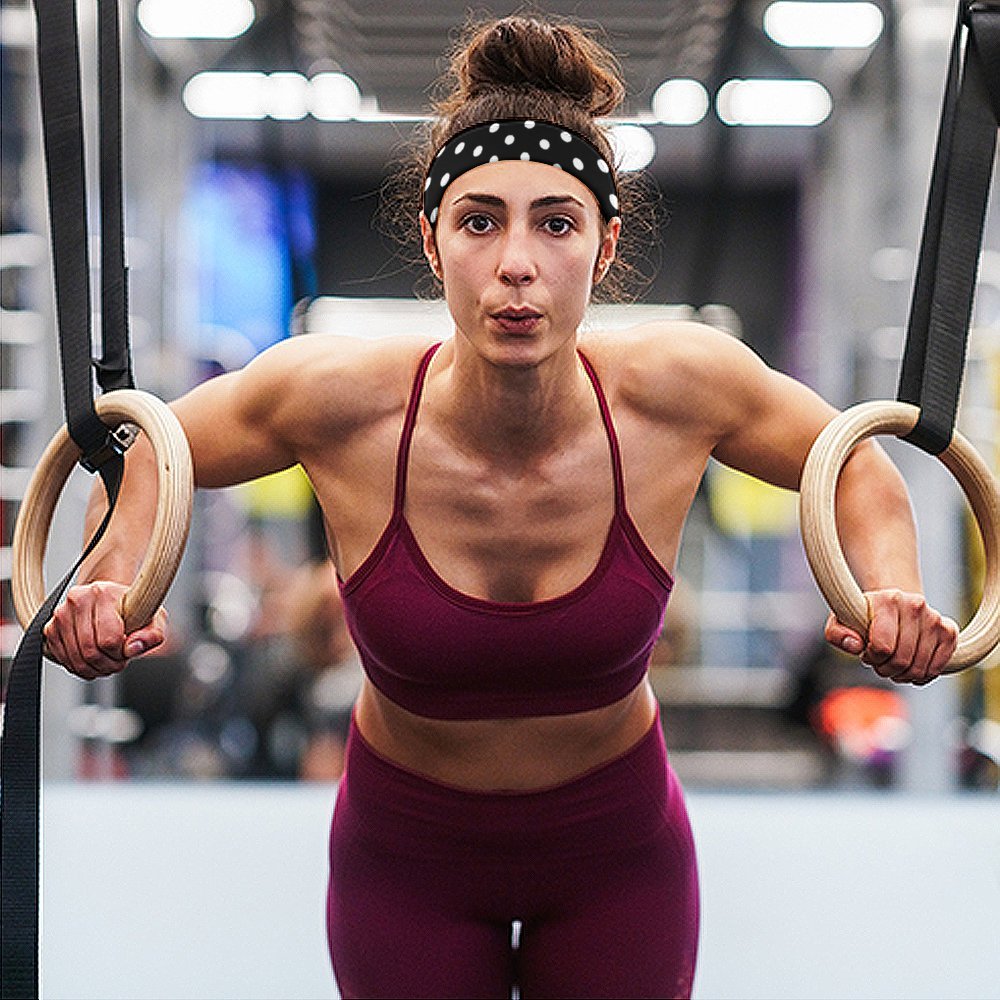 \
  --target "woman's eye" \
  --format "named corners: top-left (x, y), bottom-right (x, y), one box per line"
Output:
top-left (543, 216), bottom-right (575, 235)
top-left (462, 213), bottom-right (495, 234)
